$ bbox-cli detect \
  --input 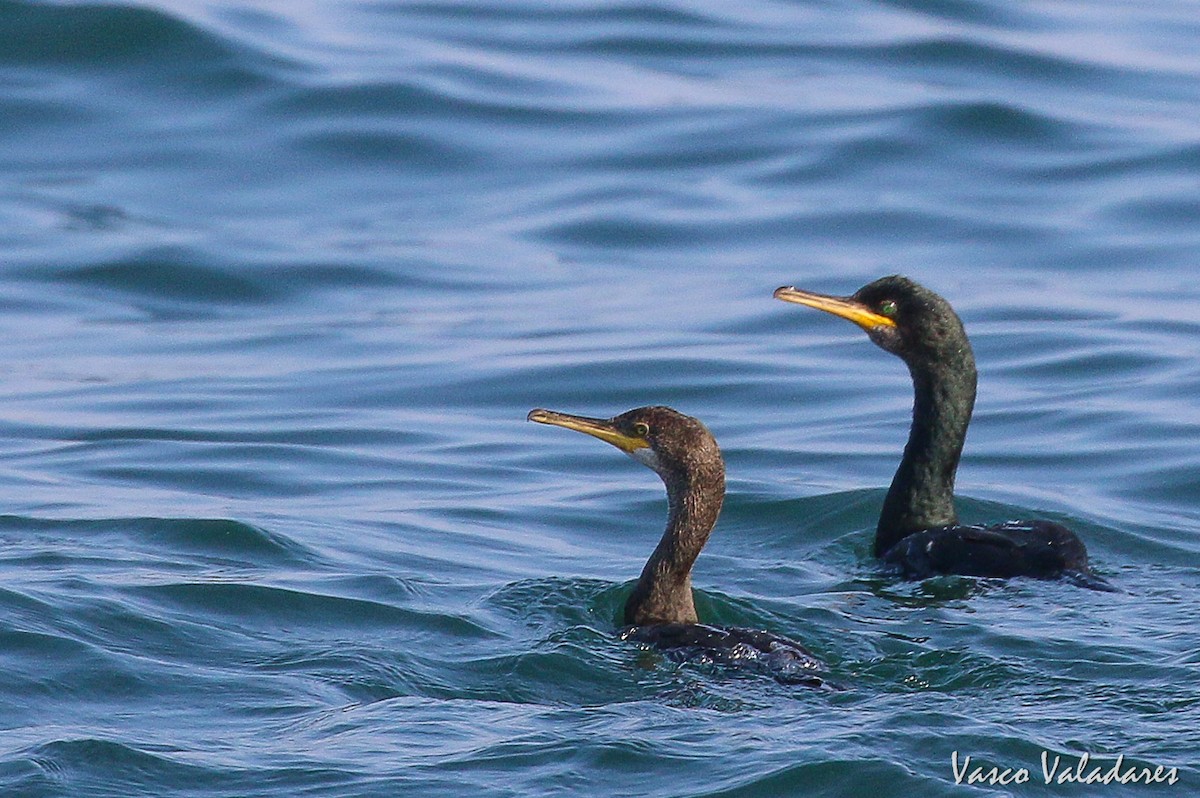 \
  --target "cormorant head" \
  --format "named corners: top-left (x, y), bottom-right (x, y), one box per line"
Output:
top-left (774, 275), bottom-right (971, 370)
top-left (527, 405), bottom-right (722, 485)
